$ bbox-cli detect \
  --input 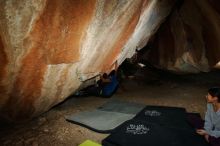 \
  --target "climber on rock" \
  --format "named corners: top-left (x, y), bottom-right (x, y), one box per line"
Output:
top-left (75, 61), bottom-right (119, 98)
top-left (99, 61), bottom-right (119, 97)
